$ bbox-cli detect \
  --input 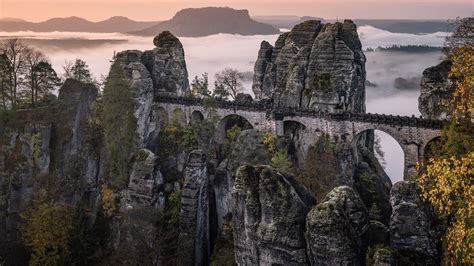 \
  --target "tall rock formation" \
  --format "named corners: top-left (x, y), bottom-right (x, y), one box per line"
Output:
top-left (252, 20), bottom-right (366, 112)
top-left (305, 186), bottom-right (369, 265)
top-left (418, 60), bottom-right (455, 119)
top-left (178, 150), bottom-right (210, 266)
top-left (116, 31), bottom-right (189, 149)
top-left (232, 165), bottom-right (316, 265)
top-left (389, 181), bottom-right (441, 264)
